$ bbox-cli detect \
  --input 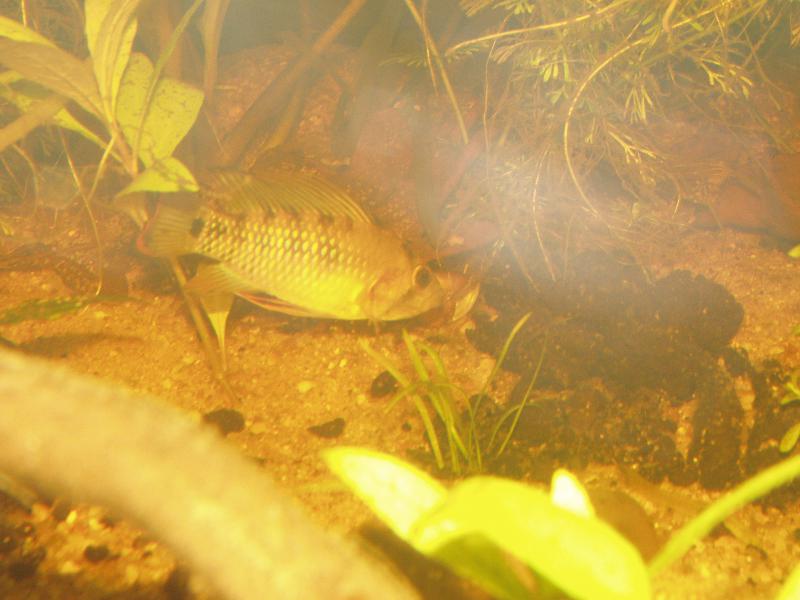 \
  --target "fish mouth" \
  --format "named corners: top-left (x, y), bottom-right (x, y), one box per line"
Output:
top-left (434, 271), bottom-right (481, 321)
top-left (376, 269), bottom-right (480, 322)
